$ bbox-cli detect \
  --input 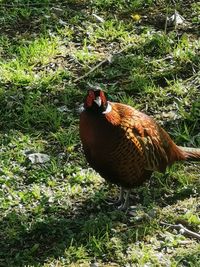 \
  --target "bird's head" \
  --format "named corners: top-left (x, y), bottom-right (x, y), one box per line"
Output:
top-left (84, 89), bottom-right (112, 114)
